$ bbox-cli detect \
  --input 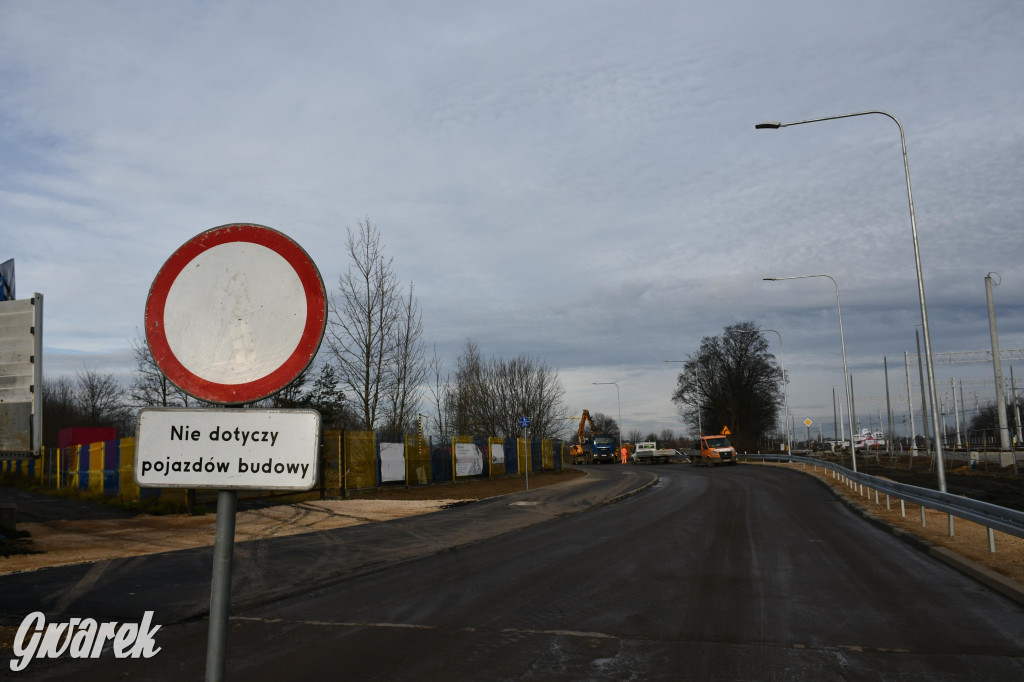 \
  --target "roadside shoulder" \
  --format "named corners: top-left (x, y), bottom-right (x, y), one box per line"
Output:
top-left (773, 462), bottom-right (1024, 608)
